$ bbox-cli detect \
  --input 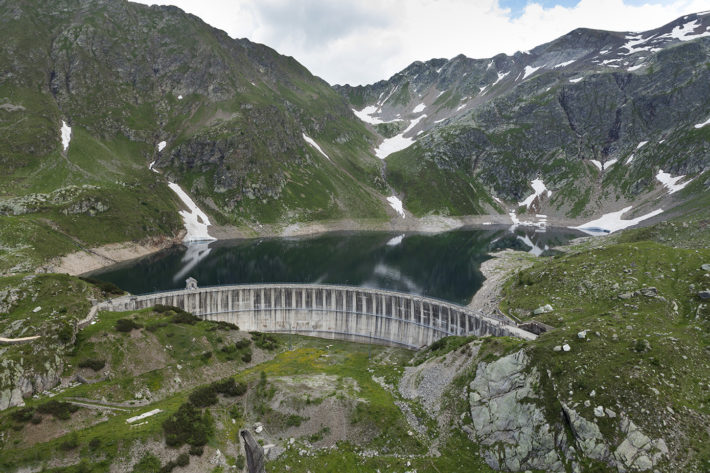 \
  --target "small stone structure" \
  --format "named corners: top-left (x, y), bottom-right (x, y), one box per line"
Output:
top-left (241, 429), bottom-right (266, 473)
top-left (185, 277), bottom-right (198, 290)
